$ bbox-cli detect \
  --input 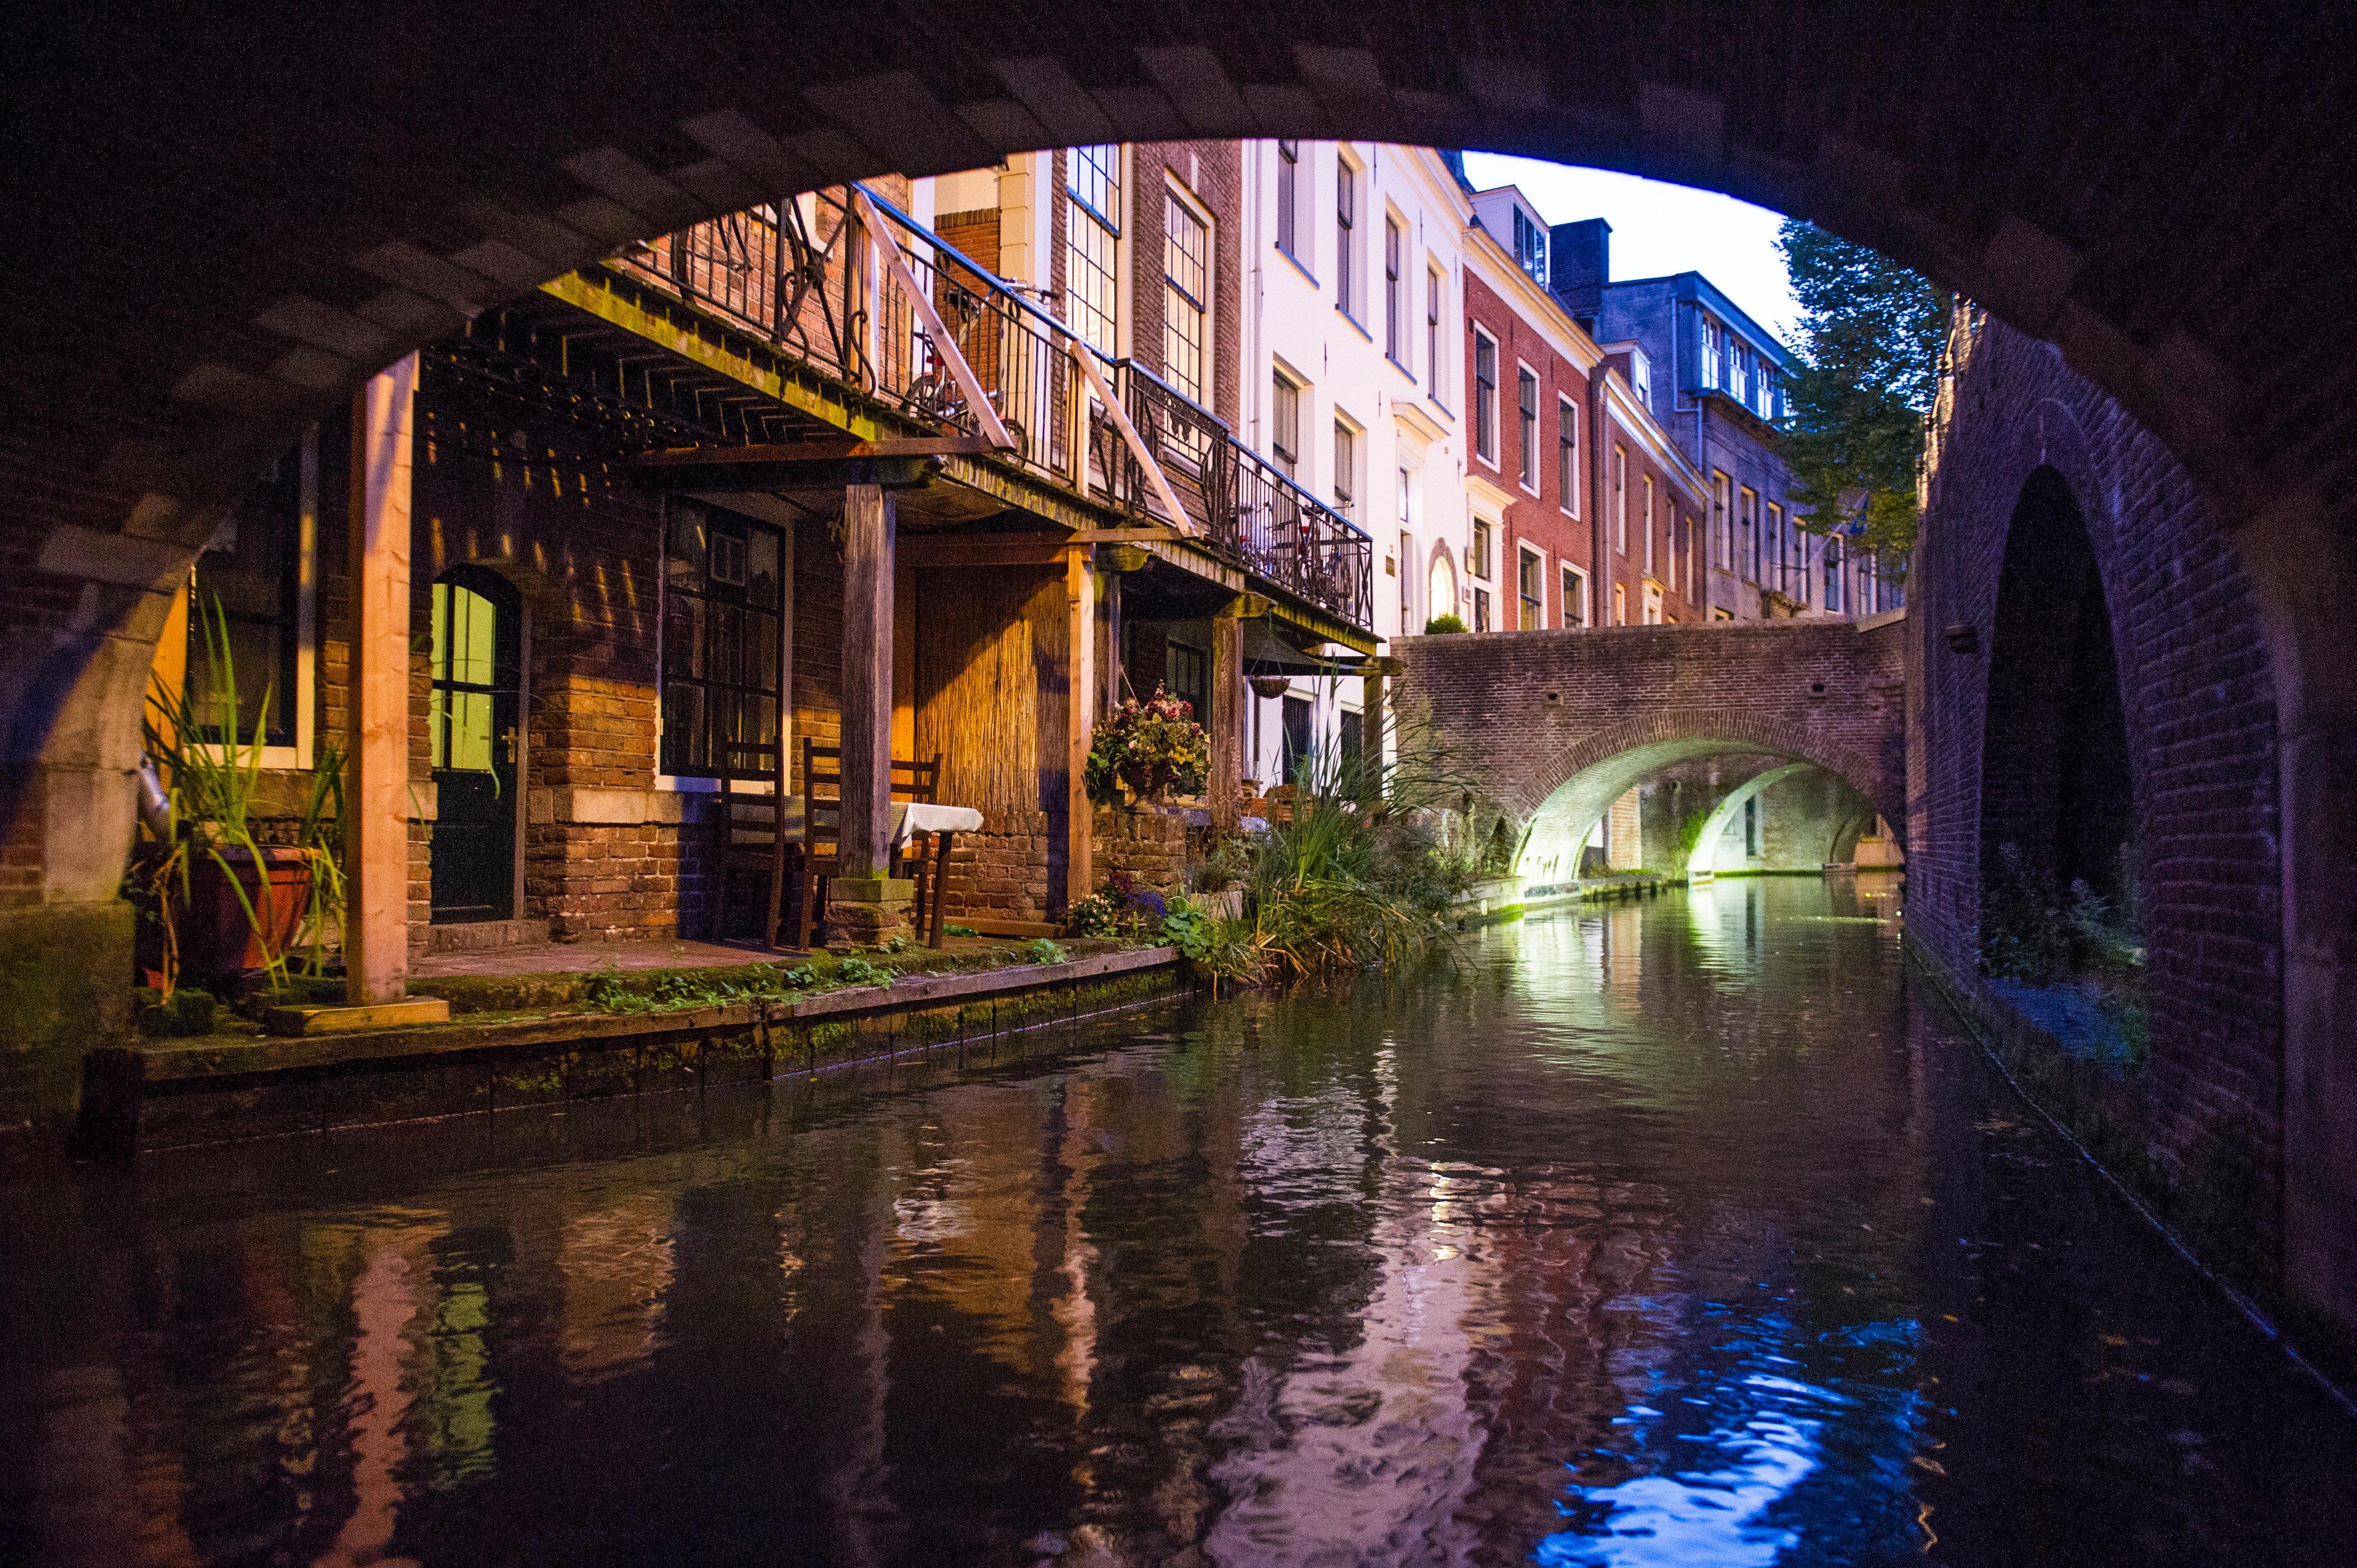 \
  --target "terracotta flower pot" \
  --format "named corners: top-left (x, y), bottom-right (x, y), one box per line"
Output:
top-left (172, 845), bottom-right (314, 984)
